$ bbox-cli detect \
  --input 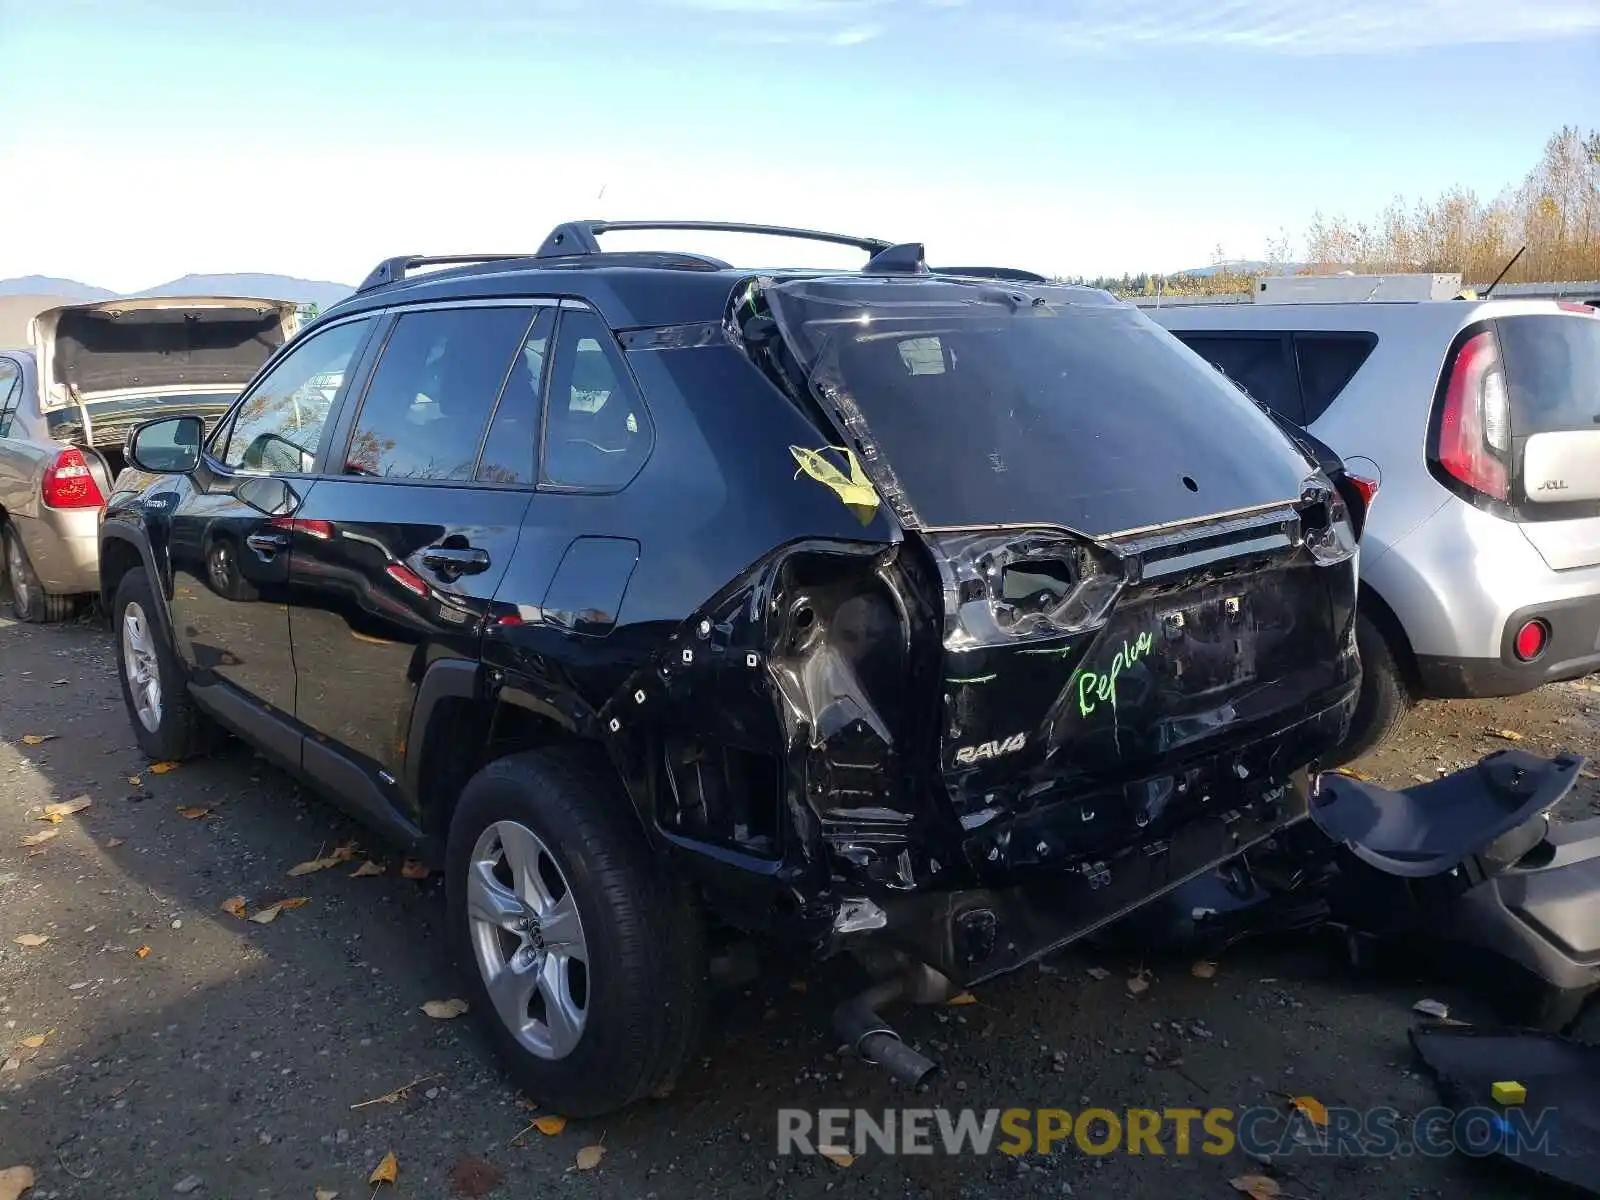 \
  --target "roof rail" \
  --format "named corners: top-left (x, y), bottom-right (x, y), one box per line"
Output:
top-left (931, 266), bottom-right (1050, 284)
top-left (535, 220), bottom-right (893, 260)
top-left (355, 254), bottom-right (534, 295)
